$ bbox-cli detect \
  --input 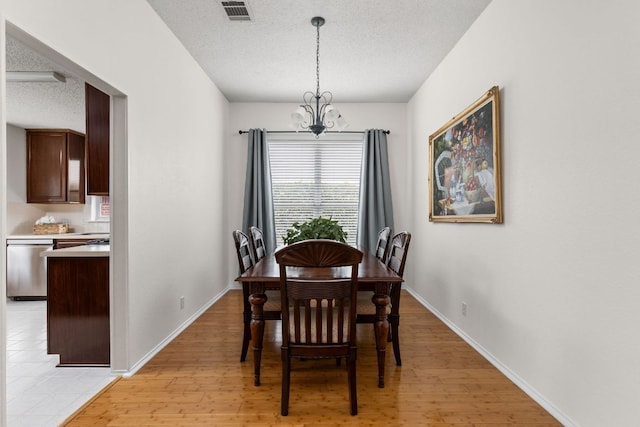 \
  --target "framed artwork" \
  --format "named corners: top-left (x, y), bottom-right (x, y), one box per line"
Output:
top-left (429, 86), bottom-right (502, 223)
